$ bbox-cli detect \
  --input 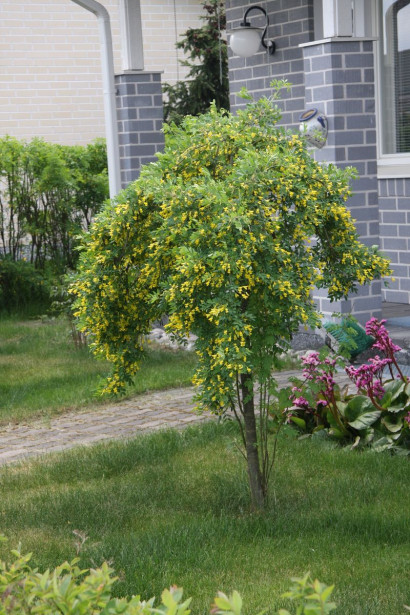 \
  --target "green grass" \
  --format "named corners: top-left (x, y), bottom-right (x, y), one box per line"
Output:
top-left (0, 316), bottom-right (196, 425)
top-left (0, 423), bottom-right (408, 614)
